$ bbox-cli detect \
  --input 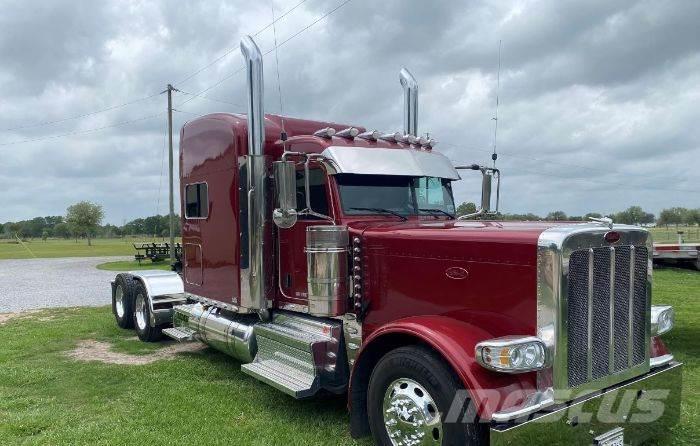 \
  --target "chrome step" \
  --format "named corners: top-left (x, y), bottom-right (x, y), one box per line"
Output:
top-left (241, 312), bottom-right (343, 399)
top-left (241, 359), bottom-right (317, 398)
top-left (162, 326), bottom-right (197, 342)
